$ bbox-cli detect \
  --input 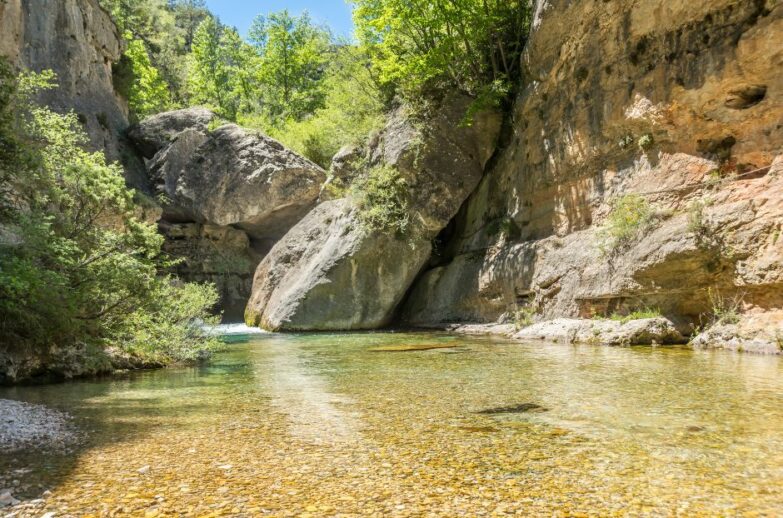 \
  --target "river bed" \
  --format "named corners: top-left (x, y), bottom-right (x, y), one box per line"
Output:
top-left (2, 332), bottom-right (783, 515)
